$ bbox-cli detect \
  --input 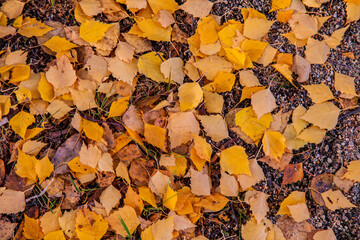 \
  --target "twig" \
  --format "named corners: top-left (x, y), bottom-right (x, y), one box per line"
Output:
top-left (338, 107), bottom-right (360, 121)
top-left (25, 177), bottom-right (55, 203)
